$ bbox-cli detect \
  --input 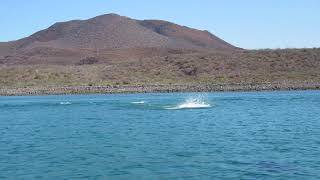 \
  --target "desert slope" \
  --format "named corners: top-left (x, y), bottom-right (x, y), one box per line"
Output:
top-left (0, 13), bottom-right (240, 65)
top-left (0, 13), bottom-right (319, 93)
top-left (0, 14), bottom-right (238, 63)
